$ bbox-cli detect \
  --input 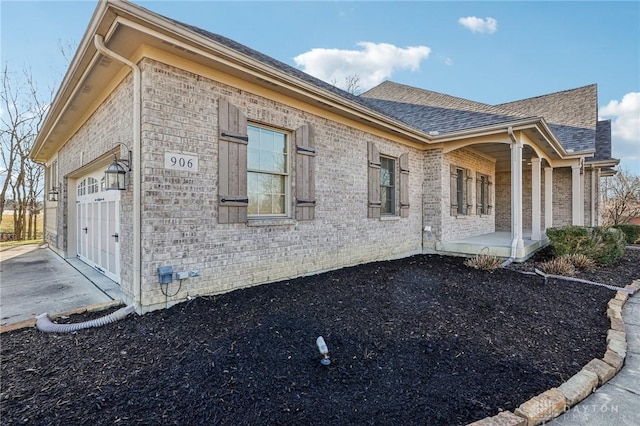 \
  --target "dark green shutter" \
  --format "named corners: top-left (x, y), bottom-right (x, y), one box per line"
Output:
top-left (295, 124), bottom-right (316, 221)
top-left (218, 99), bottom-right (248, 224)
